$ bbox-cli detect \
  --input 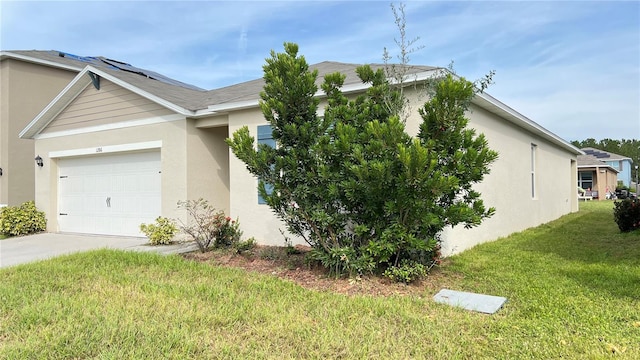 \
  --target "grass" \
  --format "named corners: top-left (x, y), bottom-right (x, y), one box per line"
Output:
top-left (1, 201), bottom-right (638, 359)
